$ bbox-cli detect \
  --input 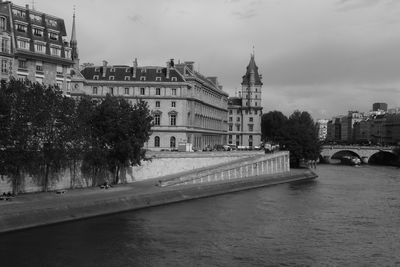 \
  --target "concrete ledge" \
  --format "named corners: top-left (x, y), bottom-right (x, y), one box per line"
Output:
top-left (0, 169), bottom-right (317, 234)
